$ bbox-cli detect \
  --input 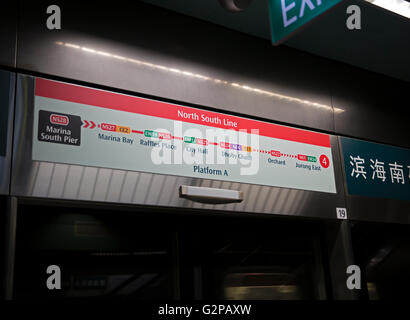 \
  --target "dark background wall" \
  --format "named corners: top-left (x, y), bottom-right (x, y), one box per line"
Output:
top-left (0, 2), bottom-right (17, 68)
